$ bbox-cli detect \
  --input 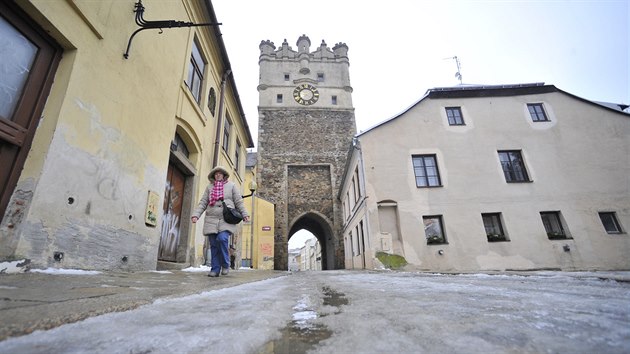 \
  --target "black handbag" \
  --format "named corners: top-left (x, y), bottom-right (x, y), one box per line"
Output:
top-left (221, 199), bottom-right (243, 224)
